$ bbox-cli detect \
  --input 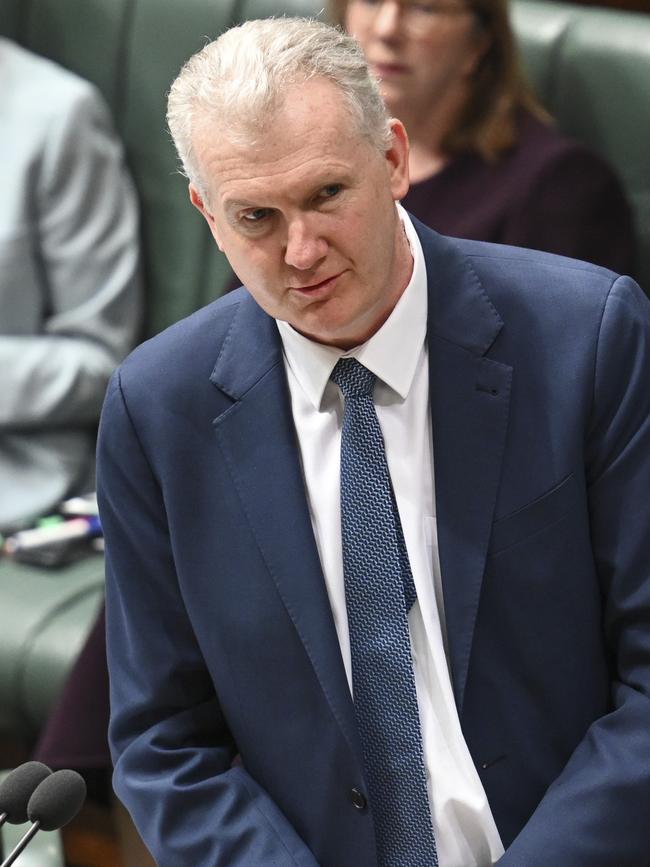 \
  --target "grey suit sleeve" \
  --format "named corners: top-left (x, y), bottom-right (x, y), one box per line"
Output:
top-left (0, 84), bottom-right (142, 429)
